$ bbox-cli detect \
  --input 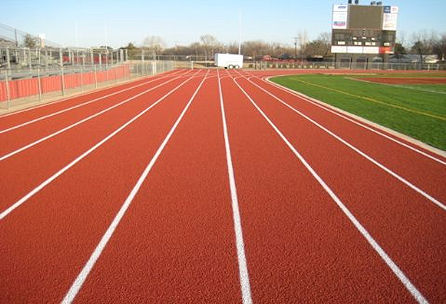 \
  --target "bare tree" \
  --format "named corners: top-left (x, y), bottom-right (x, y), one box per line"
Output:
top-left (297, 30), bottom-right (308, 62)
top-left (433, 33), bottom-right (446, 61)
top-left (305, 32), bottom-right (331, 57)
top-left (393, 43), bottom-right (407, 60)
top-left (226, 41), bottom-right (239, 54)
top-left (143, 35), bottom-right (165, 56)
top-left (243, 40), bottom-right (265, 59)
top-left (396, 31), bottom-right (408, 49)
top-left (200, 34), bottom-right (219, 61)
top-left (24, 34), bottom-right (37, 48)
top-left (410, 30), bottom-right (437, 63)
